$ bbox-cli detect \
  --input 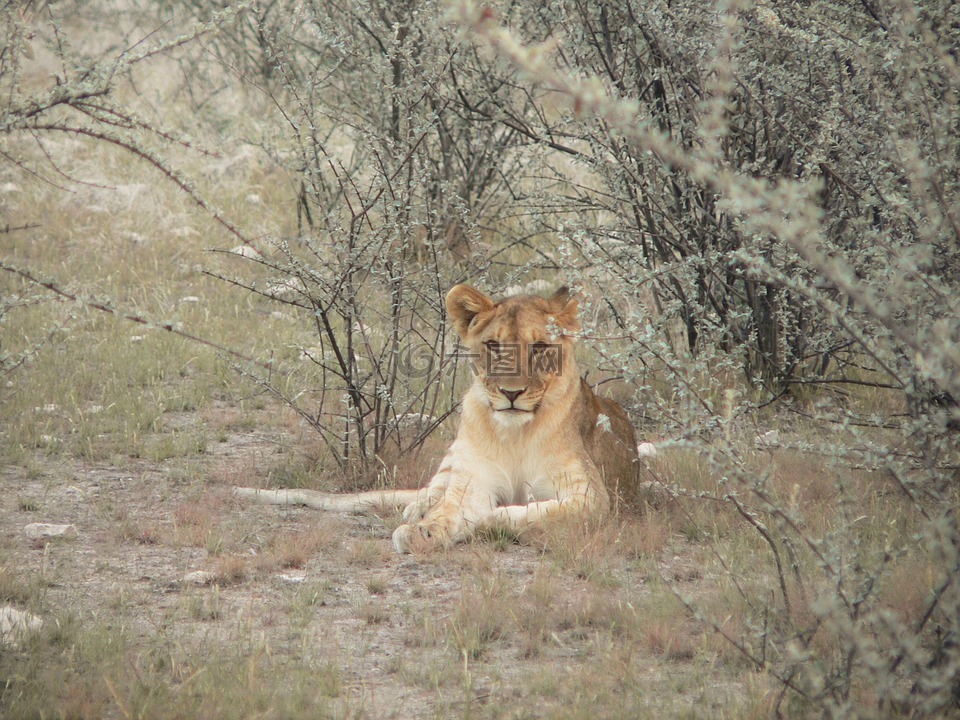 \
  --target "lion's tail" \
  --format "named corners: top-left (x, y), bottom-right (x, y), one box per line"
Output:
top-left (233, 486), bottom-right (423, 513)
